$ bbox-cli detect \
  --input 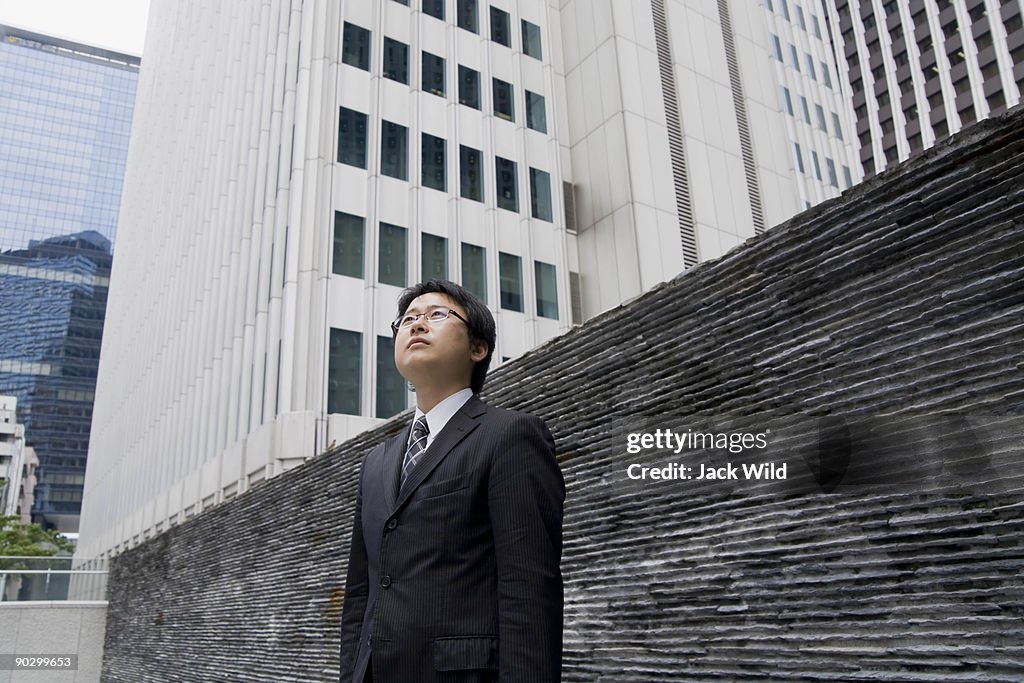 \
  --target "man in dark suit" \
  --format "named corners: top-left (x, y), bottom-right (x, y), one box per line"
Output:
top-left (339, 279), bottom-right (564, 683)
